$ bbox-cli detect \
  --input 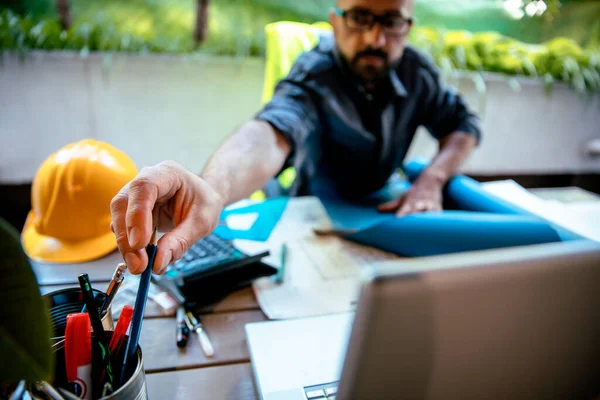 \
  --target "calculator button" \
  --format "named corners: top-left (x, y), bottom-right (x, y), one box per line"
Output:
top-left (305, 390), bottom-right (326, 399)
